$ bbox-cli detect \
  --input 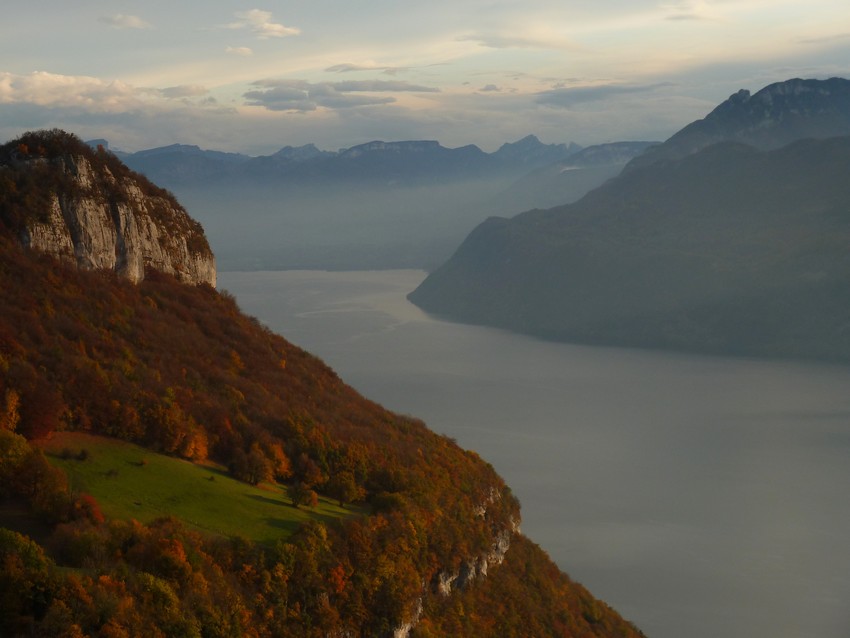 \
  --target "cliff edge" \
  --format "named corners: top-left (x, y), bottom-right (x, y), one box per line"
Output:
top-left (0, 129), bottom-right (216, 286)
